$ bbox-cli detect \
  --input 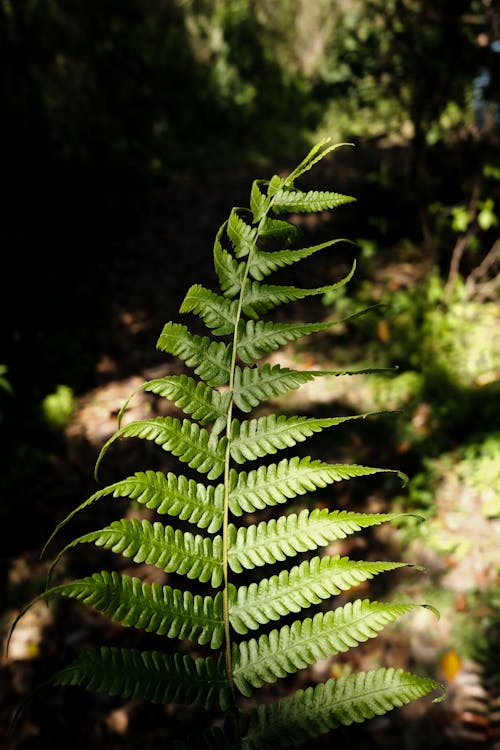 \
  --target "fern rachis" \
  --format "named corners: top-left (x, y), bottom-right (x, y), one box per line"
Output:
top-left (9, 138), bottom-right (444, 749)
